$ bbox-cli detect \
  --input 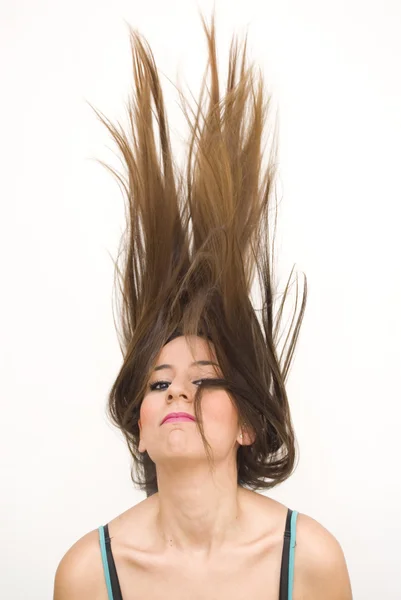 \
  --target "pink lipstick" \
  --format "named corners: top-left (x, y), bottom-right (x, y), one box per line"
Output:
top-left (161, 412), bottom-right (196, 425)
